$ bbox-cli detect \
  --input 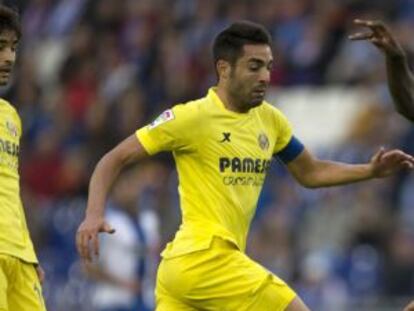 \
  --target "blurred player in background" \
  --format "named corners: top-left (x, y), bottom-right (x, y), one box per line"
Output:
top-left (0, 5), bottom-right (47, 311)
top-left (77, 21), bottom-right (414, 311)
top-left (349, 19), bottom-right (414, 122)
top-left (84, 166), bottom-right (150, 311)
top-left (349, 18), bottom-right (414, 311)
